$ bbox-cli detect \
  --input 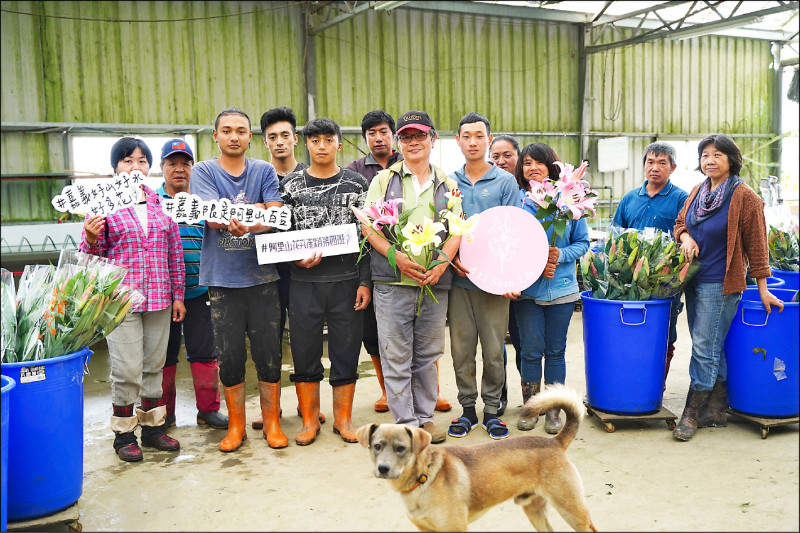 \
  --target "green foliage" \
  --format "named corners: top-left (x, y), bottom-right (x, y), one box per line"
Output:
top-left (582, 228), bottom-right (701, 301)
